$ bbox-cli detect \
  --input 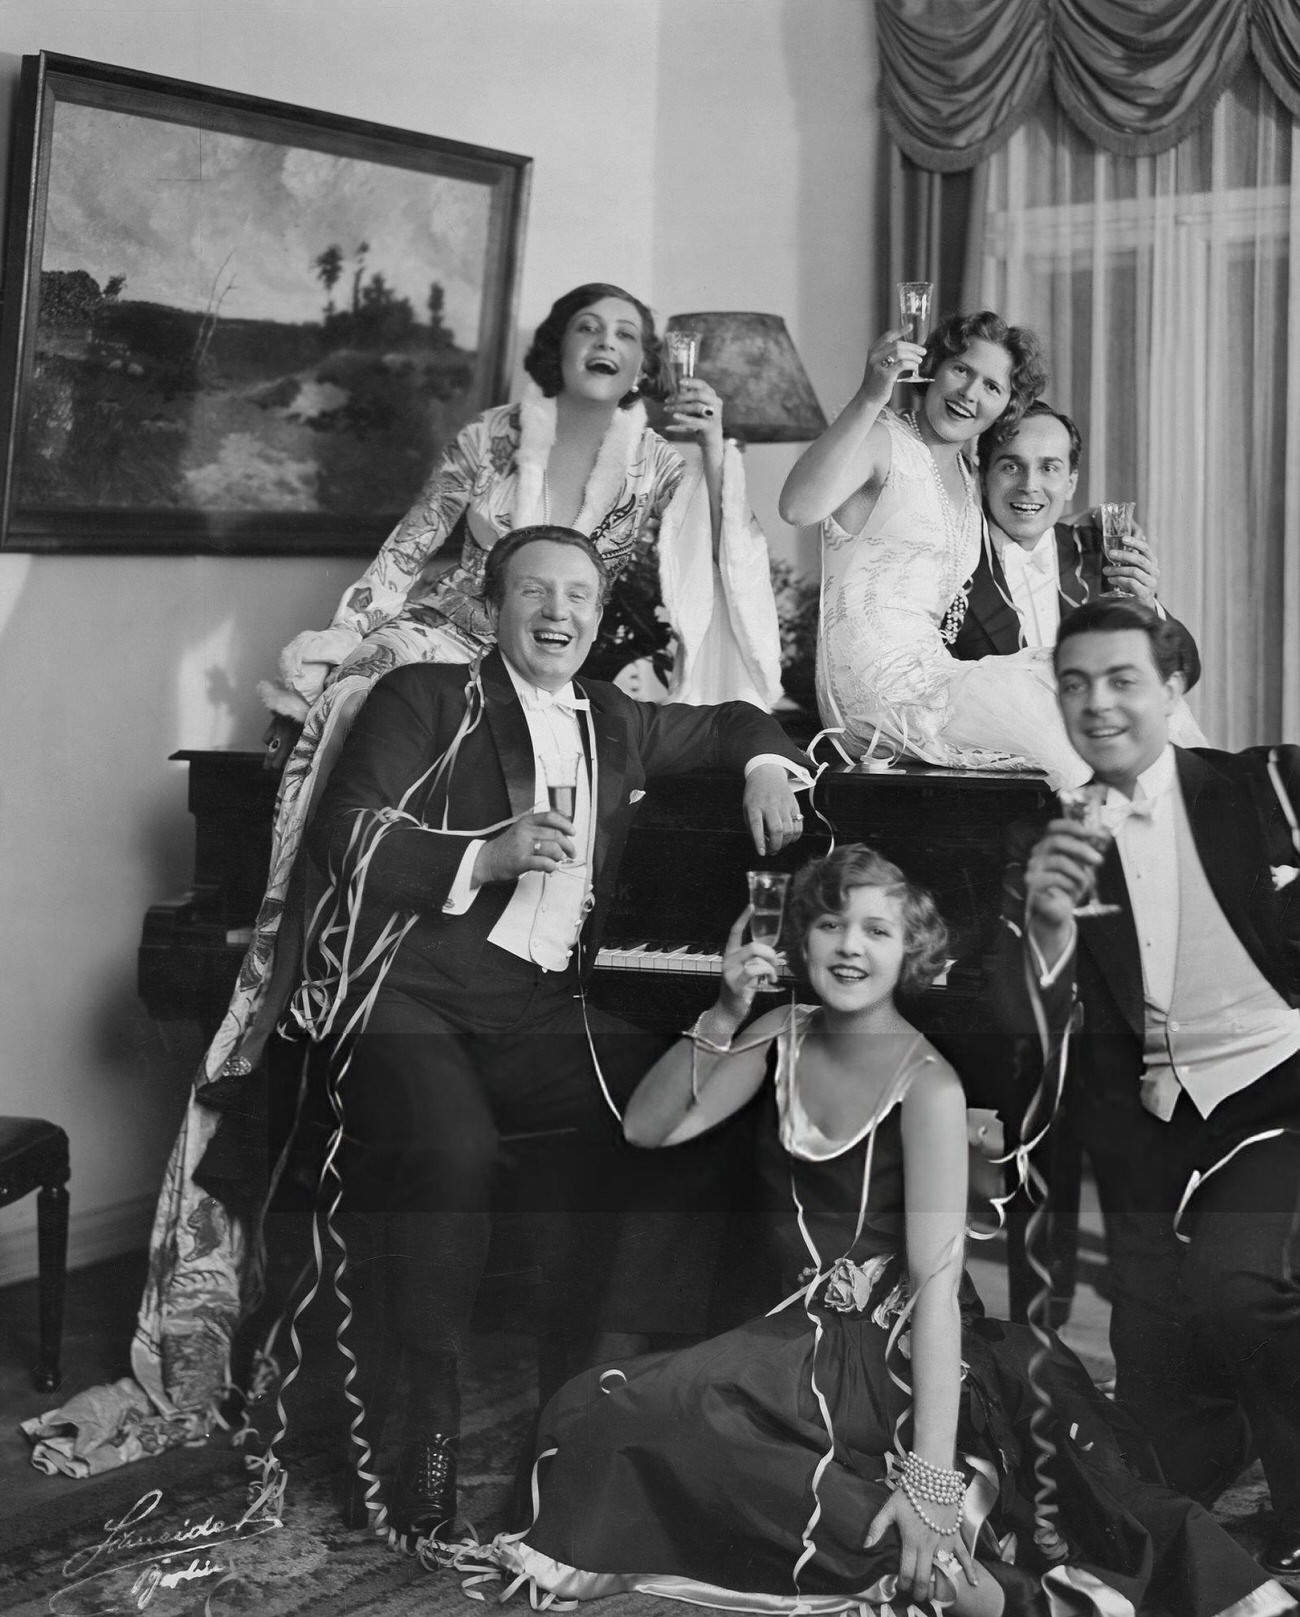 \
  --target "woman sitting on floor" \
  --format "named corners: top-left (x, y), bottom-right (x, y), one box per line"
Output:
top-left (436, 846), bottom-right (1292, 1617)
